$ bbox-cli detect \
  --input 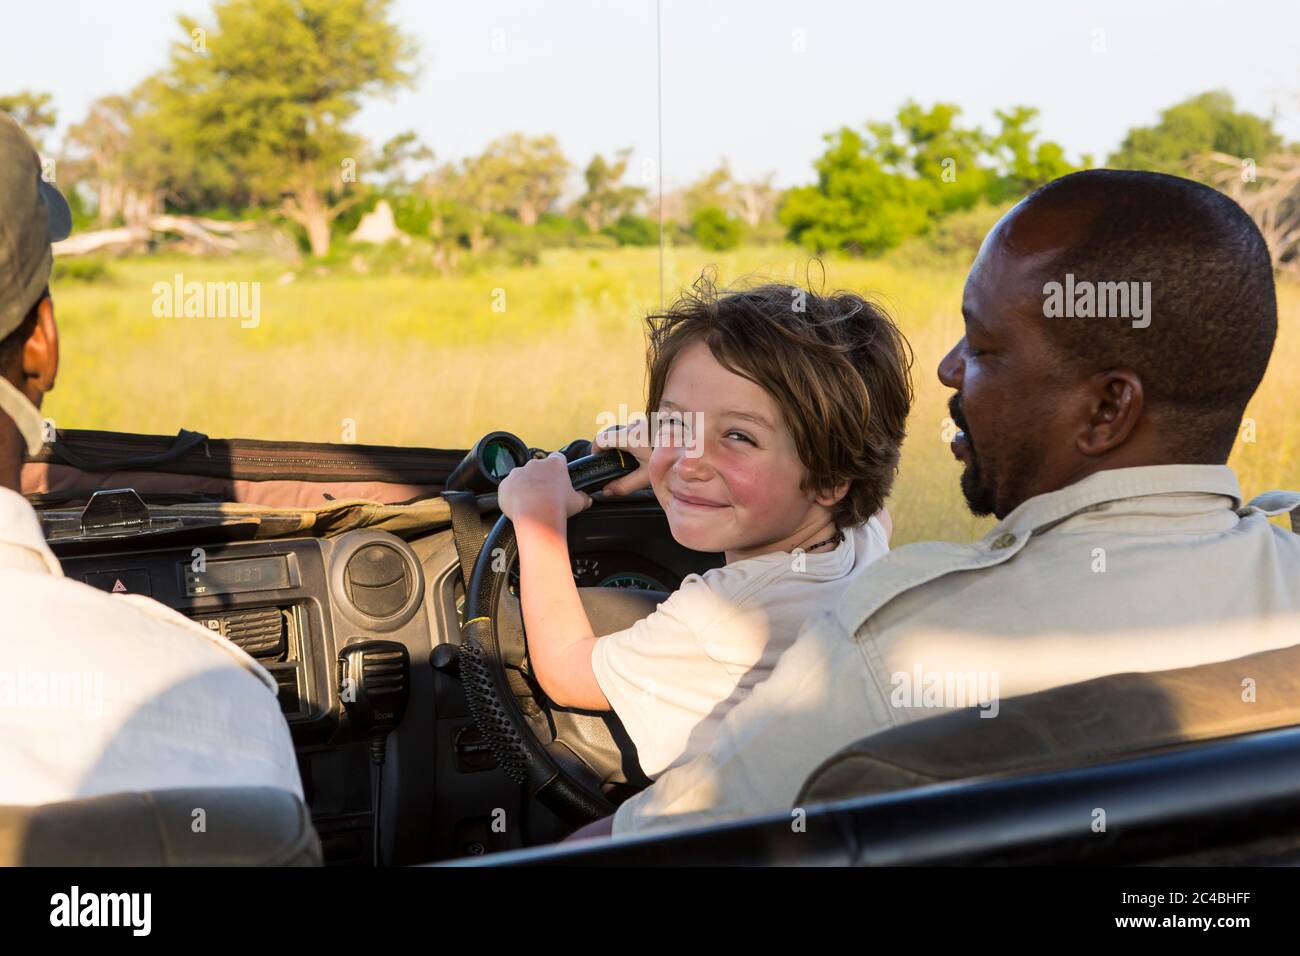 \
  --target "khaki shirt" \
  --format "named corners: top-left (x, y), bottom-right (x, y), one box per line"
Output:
top-left (0, 486), bottom-right (303, 805)
top-left (612, 465), bottom-right (1300, 836)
